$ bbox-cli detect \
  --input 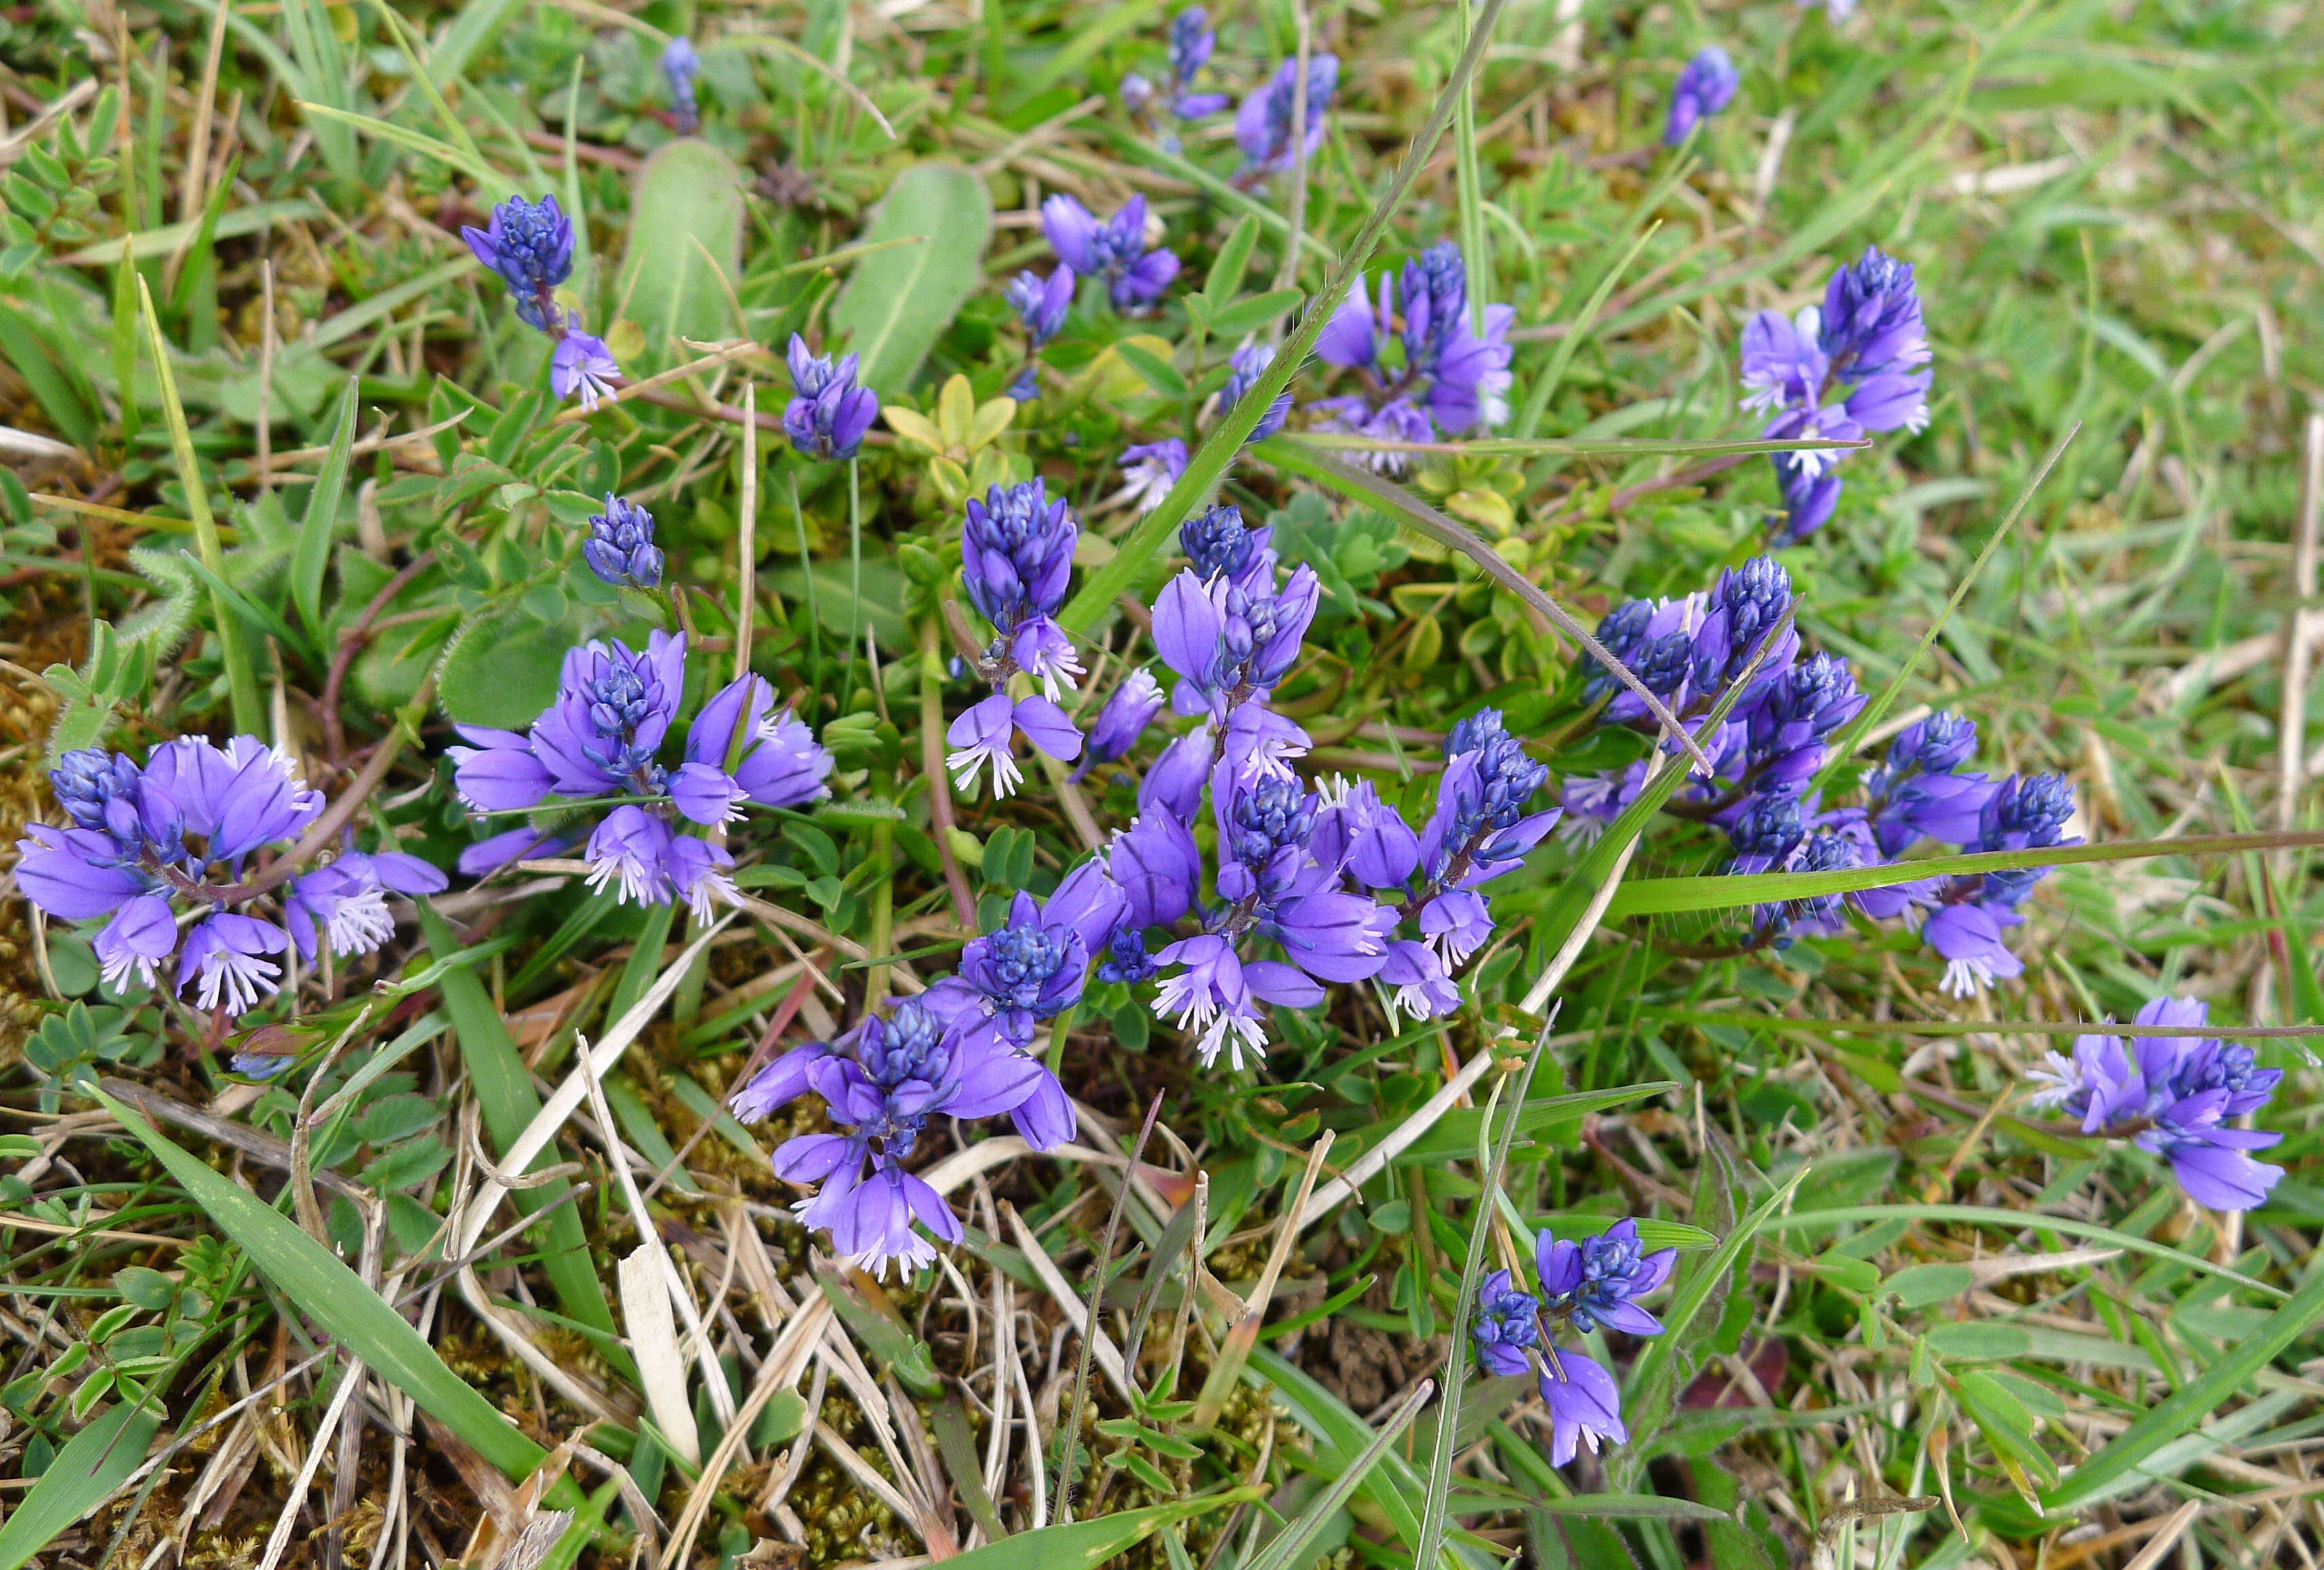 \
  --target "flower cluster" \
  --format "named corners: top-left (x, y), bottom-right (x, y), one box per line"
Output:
top-left (1006, 266), bottom-right (1074, 399)
top-left (1311, 239), bottom-right (1515, 462)
top-left (1665, 47), bottom-right (1738, 144)
top-left (944, 478), bottom-right (1089, 798)
top-left (1076, 504), bottom-right (1559, 1065)
top-left (1236, 53), bottom-right (1338, 175)
top-left (583, 494), bottom-right (663, 590)
top-left (450, 631), bottom-right (834, 913)
top-left (1473, 1220), bottom-right (1675, 1466)
top-left (782, 334), bottom-right (879, 462)
top-left (1740, 245), bottom-right (1933, 539)
top-left (2030, 996), bottom-right (2285, 1210)
top-left (16, 738), bottom-right (446, 1019)
top-left (1040, 194), bottom-right (1180, 314)
top-left (662, 37), bottom-right (701, 136)
top-left (463, 194), bottom-right (622, 410)
top-left (1123, 7), bottom-right (1230, 150)
top-left (1561, 557), bottom-right (2073, 993)
top-left (730, 865), bottom-right (1124, 1274)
